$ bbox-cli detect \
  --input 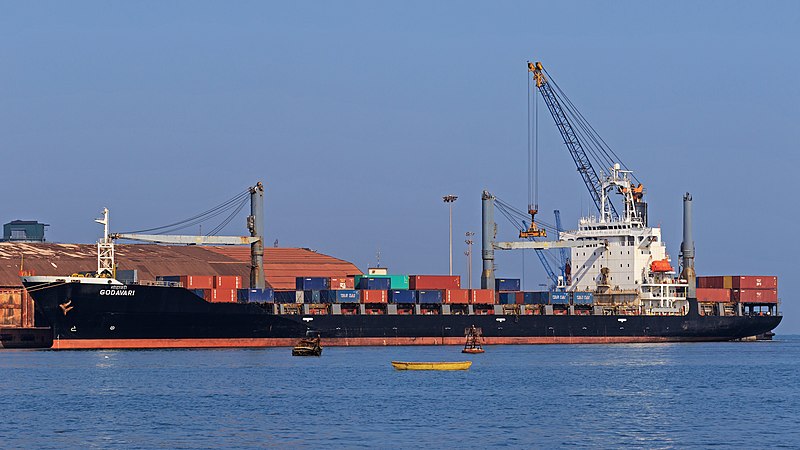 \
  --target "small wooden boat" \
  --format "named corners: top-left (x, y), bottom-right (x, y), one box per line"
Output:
top-left (462, 325), bottom-right (485, 354)
top-left (292, 335), bottom-right (322, 356)
top-left (391, 361), bottom-right (472, 371)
